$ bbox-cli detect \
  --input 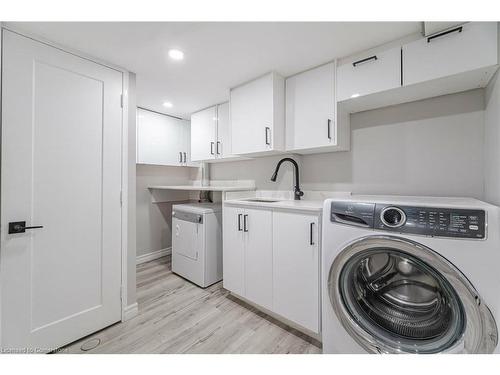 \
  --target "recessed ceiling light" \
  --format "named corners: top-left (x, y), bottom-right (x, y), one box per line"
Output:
top-left (168, 49), bottom-right (184, 60)
top-left (163, 101), bottom-right (173, 108)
